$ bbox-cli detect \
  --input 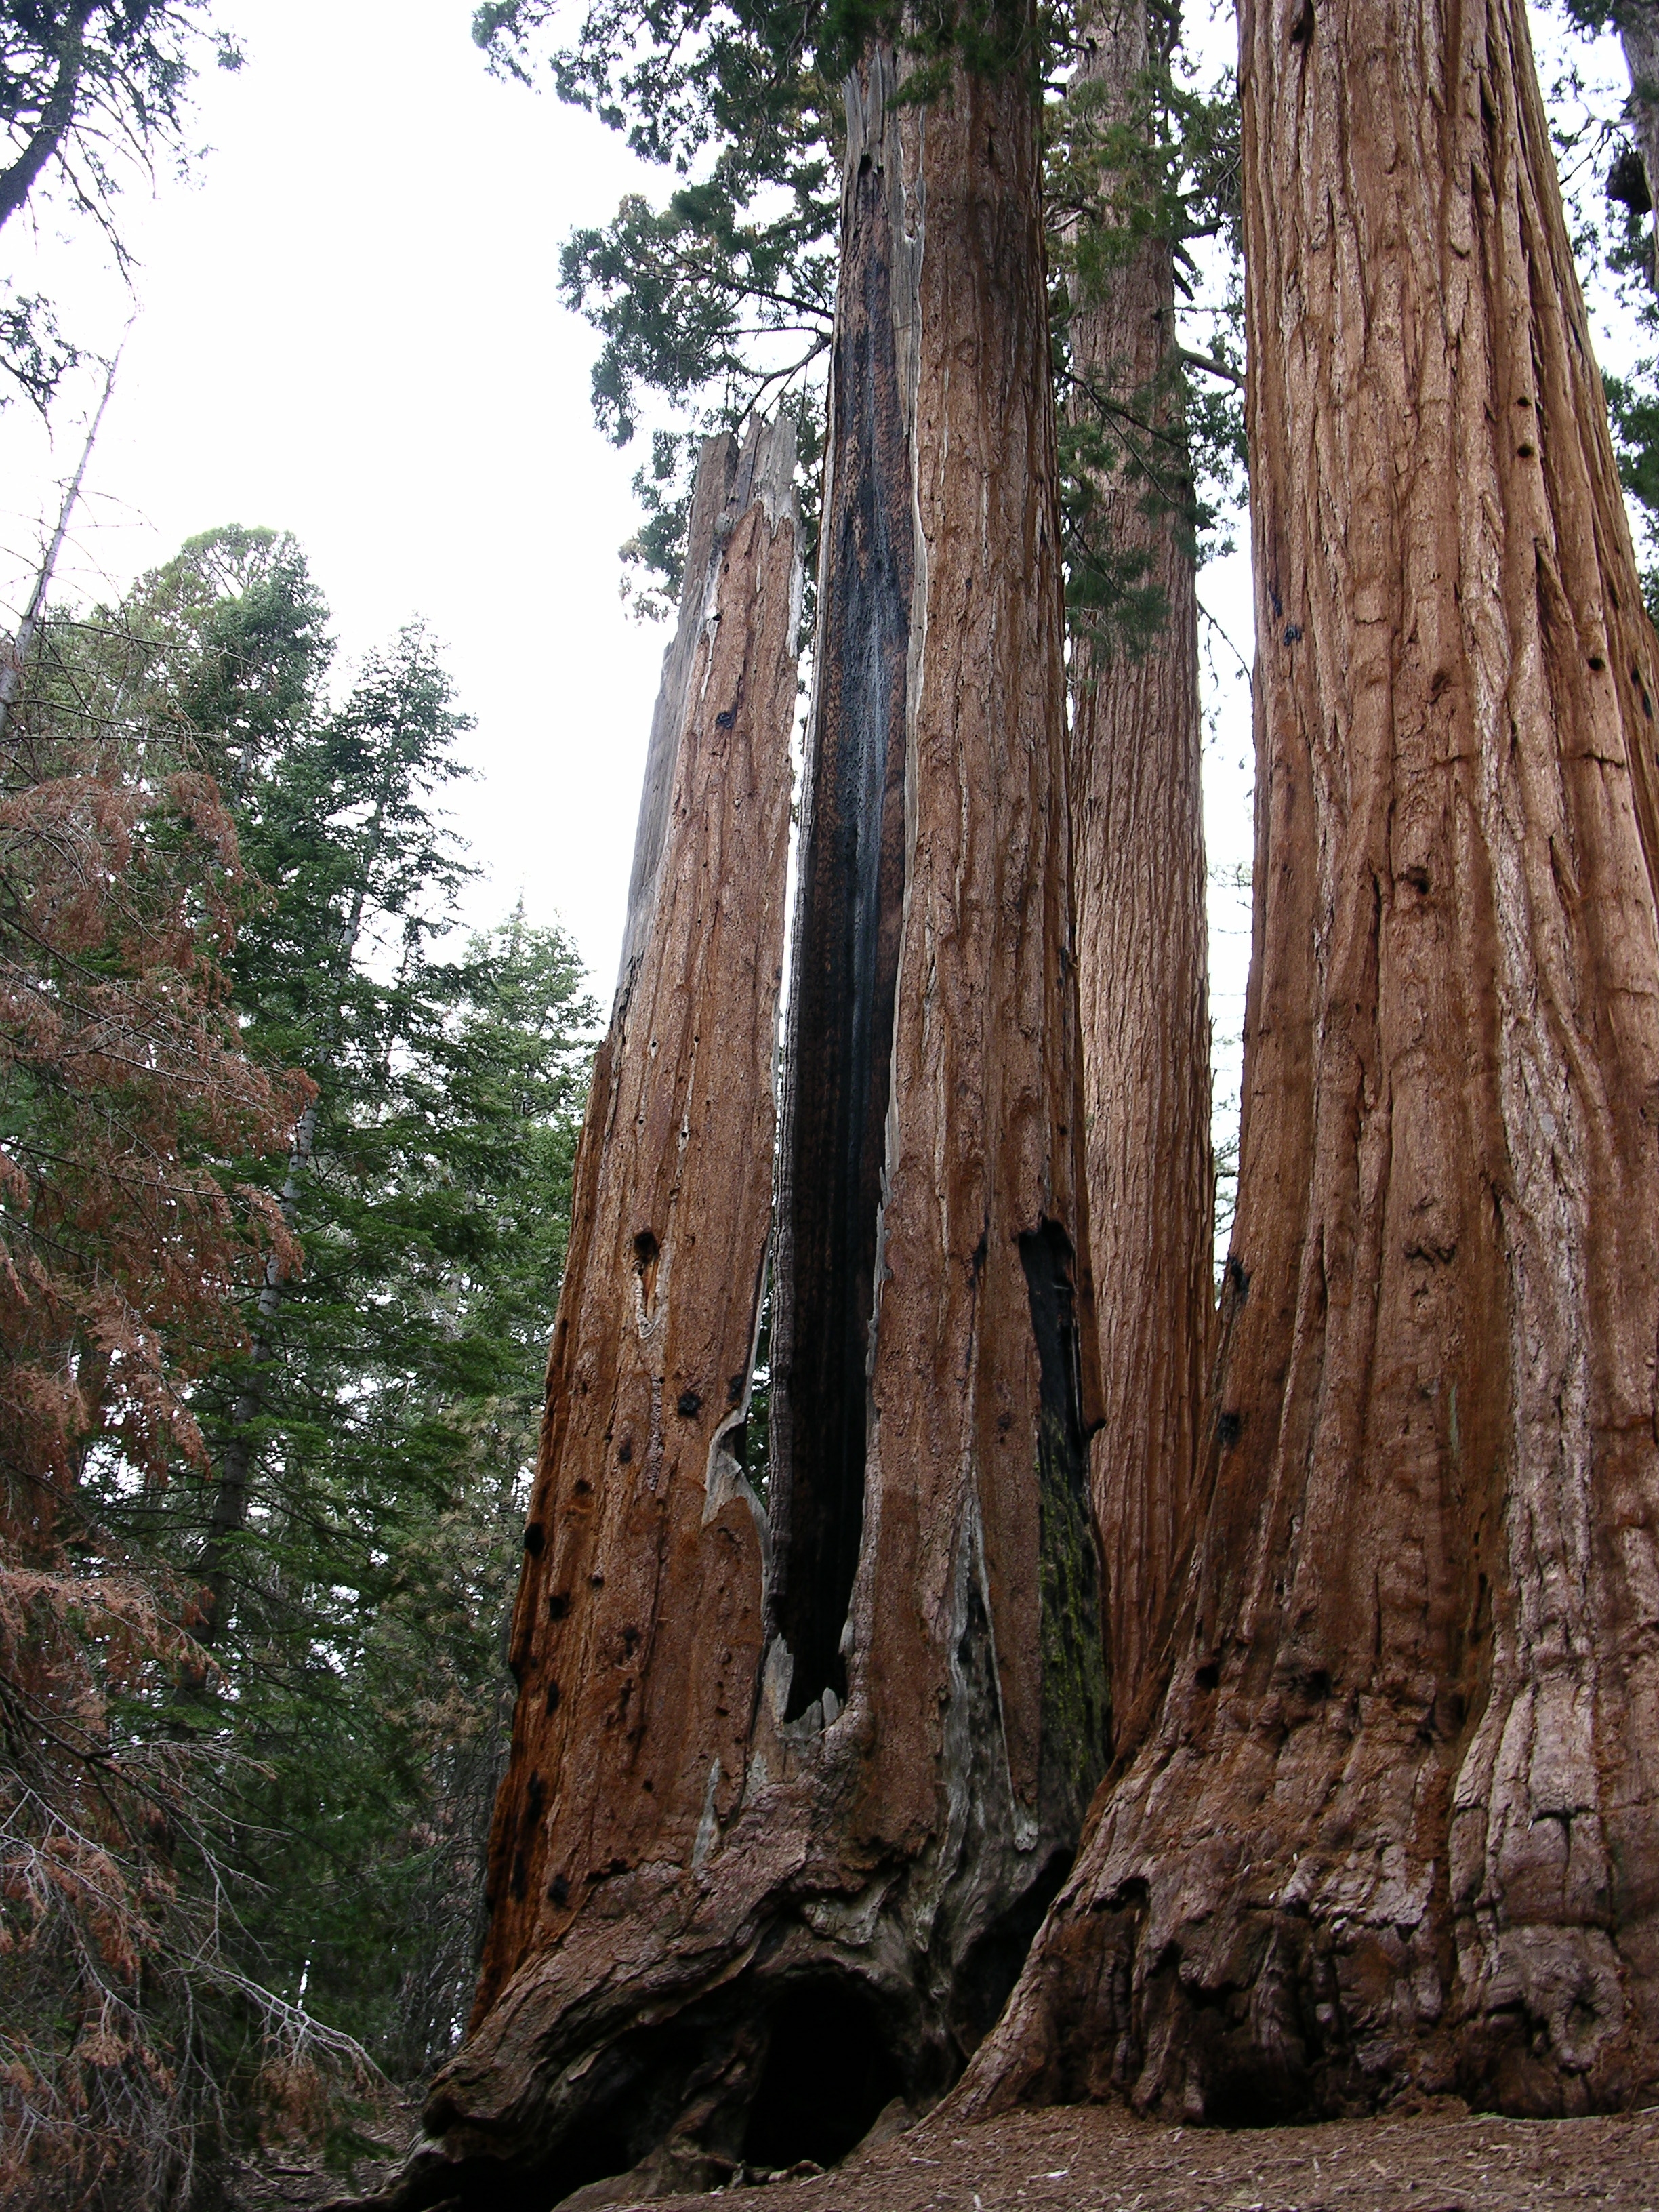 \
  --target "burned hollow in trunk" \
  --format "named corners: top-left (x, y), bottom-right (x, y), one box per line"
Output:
top-left (764, 104), bottom-right (913, 1719)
